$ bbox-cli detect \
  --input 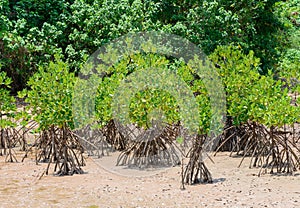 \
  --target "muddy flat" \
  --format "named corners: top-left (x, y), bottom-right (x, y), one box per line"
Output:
top-left (0, 151), bottom-right (299, 208)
